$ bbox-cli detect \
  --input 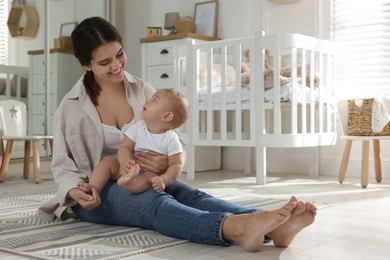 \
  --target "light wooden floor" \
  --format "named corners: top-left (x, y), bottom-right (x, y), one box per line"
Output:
top-left (1, 170), bottom-right (390, 260)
